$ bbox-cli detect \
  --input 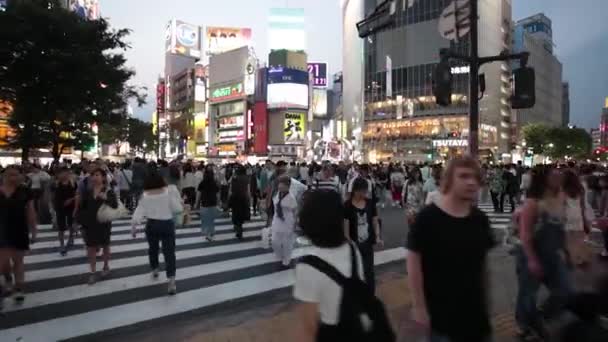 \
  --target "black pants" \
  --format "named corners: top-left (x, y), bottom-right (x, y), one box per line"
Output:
top-left (145, 219), bottom-right (176, 278)
top-left (251, 192), bottom-right (258, 215)
top-left (490, 191), bottom-right (500, 212)
top-left (357, 240), bottom-right (375, 294)
top-left (56, 206), bottom-right (74, 231)
top-left (119, 190), bottom-right (133, 211)
top-left (182, 187), bottom-right (196, 208)
top-left (501, 192), bottom-right (516, 212)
